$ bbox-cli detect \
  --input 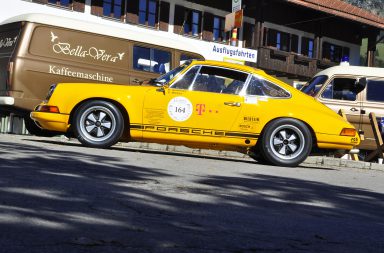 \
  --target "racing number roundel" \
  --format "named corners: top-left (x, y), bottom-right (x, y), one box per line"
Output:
top-left (167, 97), bottom-right (193, 122)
